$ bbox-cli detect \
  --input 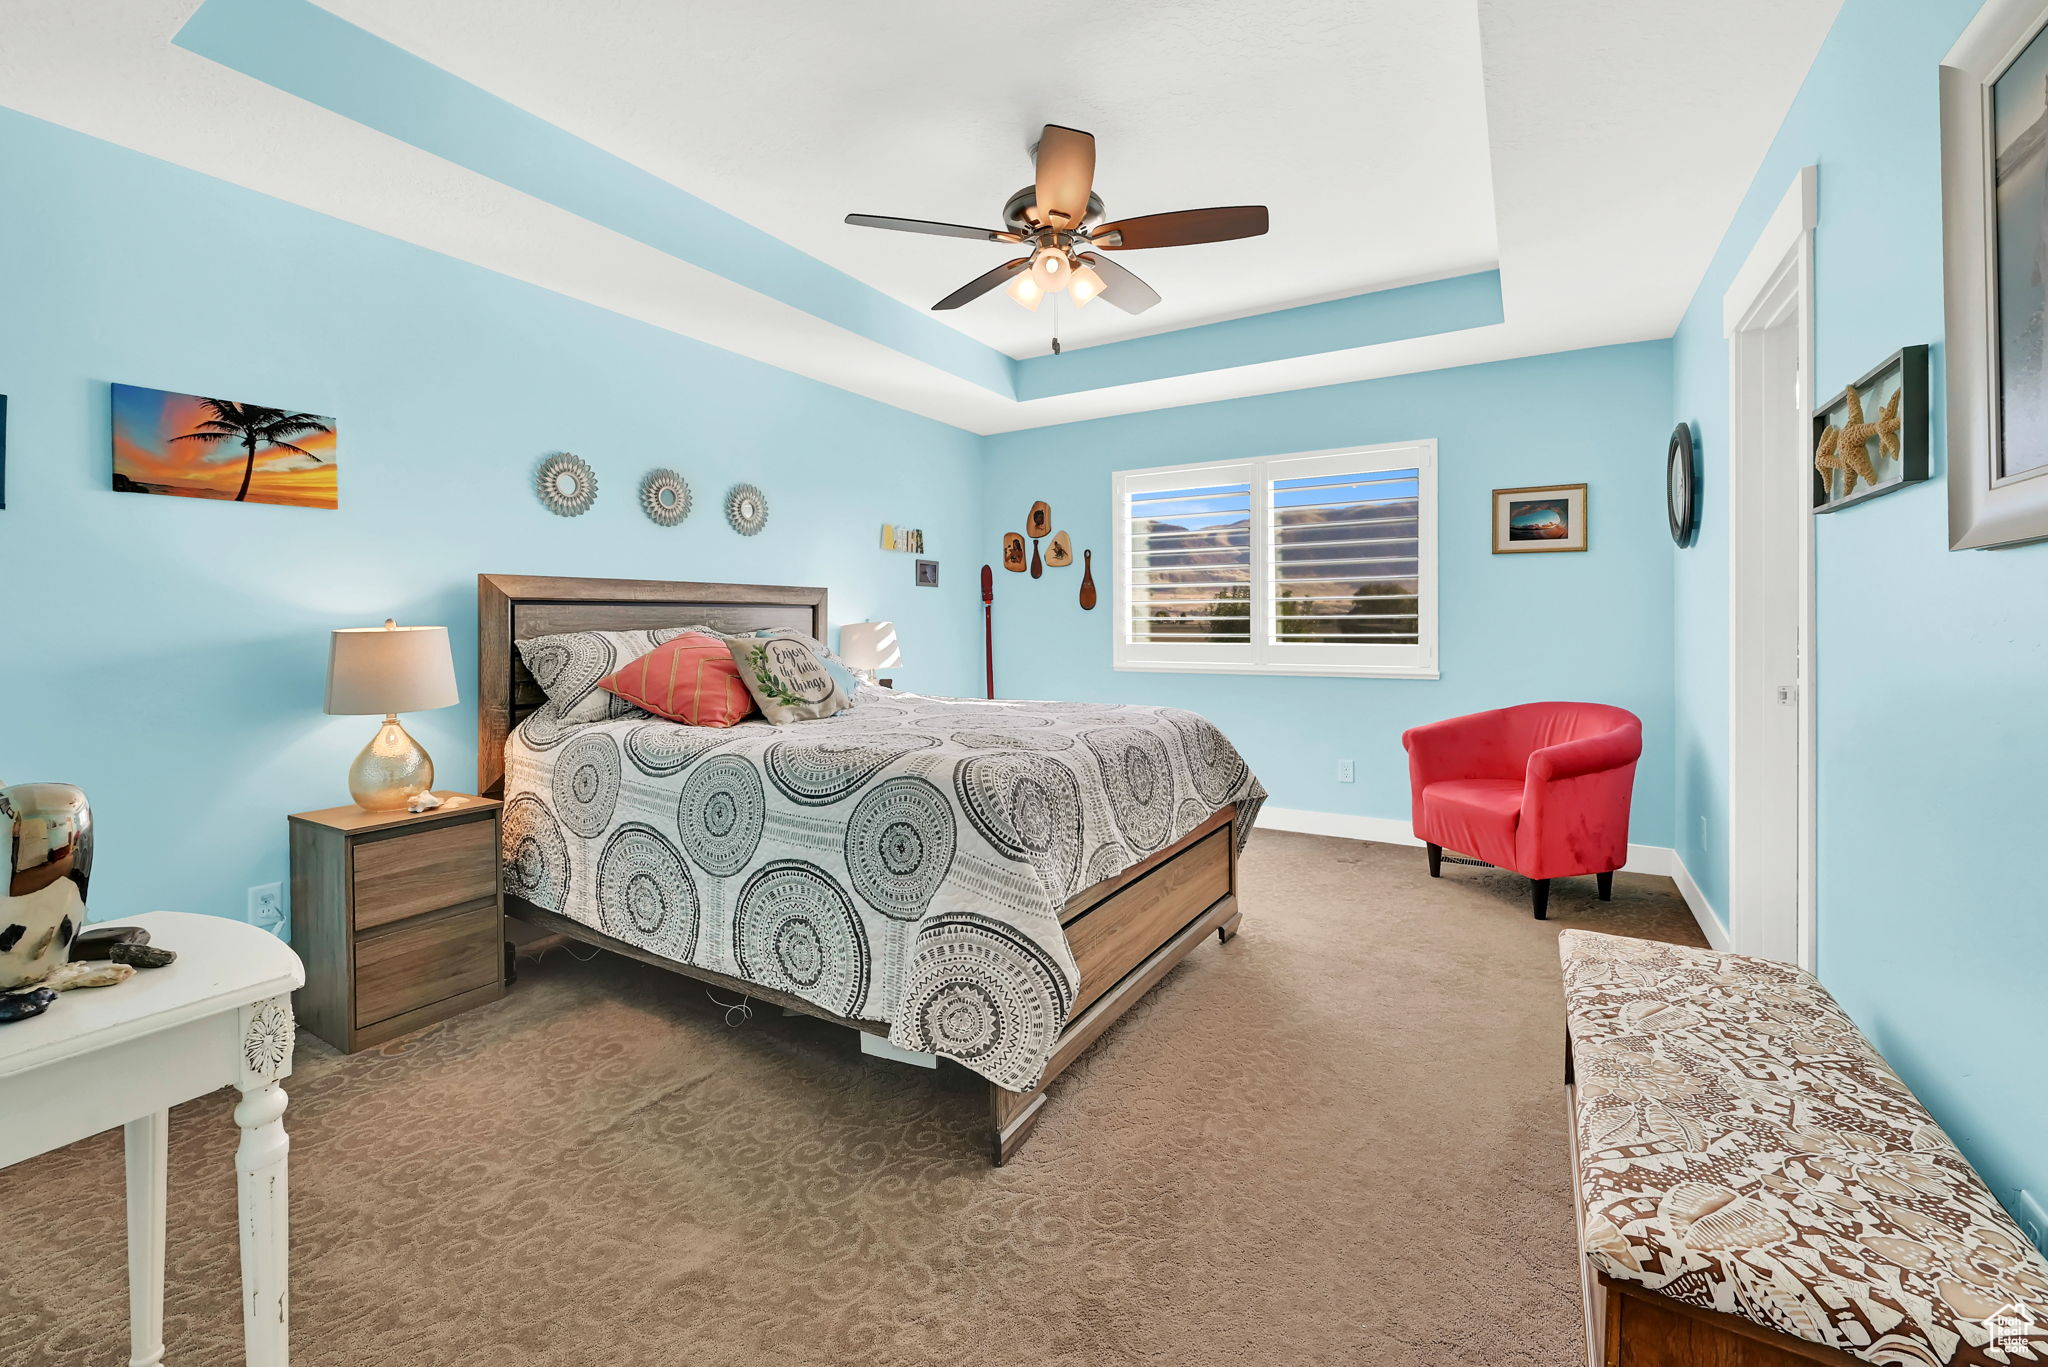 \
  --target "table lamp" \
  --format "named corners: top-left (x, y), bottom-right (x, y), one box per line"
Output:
top-left (325, 620), bottom-right (459, 810)
top-left (837, 621), bottom-right (901, 687)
